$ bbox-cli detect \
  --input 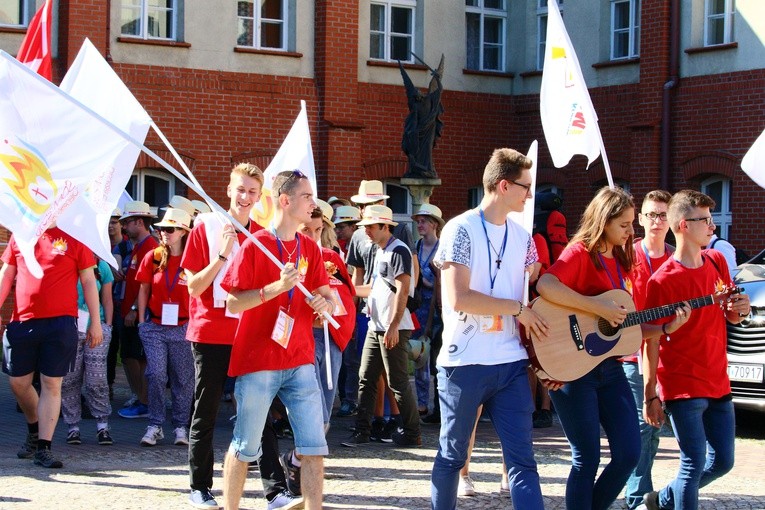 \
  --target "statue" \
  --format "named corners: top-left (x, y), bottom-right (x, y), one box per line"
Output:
top-left (399, 54), bottom-right (444, 180)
